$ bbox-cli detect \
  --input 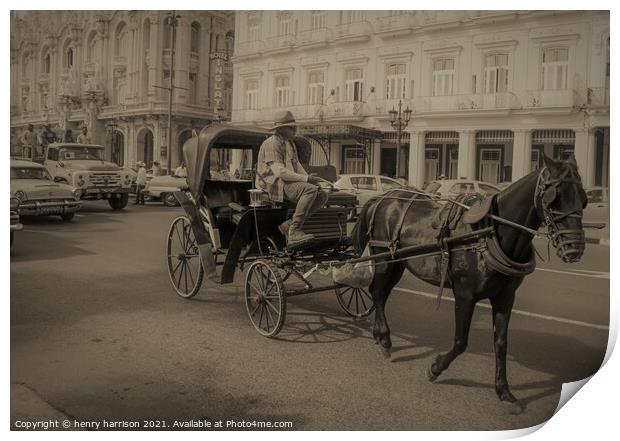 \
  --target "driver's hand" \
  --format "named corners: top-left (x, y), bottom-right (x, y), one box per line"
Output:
top-left (307, 174), bottom-right (322, 185)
